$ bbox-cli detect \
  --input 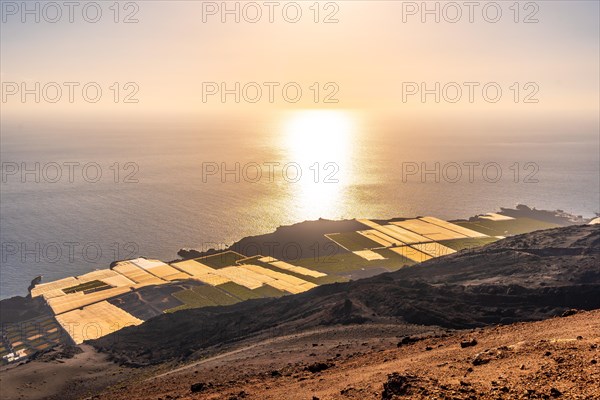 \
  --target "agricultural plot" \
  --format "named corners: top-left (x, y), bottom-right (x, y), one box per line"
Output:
top-left (357, 229), bottom-right (398, 247)
top-left (47, 286), bottom-right (133, 315)
top-left (30, 277), bottom-right (79, 298)
top-left (192, 273), bottom-right (231, 286)
top-left (107, 282), bottom-right (199, 320)
top-left (251, 260), bottom-right (345, 285)
top-left (357, 219), bottom-right (413, 245)
top-left (400, 221), bottom-right (467, 242)
top-left (293, 249), bottom-right (411, 275)
top-left (214, 266), bottom-right (270, 289)
top-left (257, 256), bottom-right (277, 263)
top-left (170, 289), bottom-right (218, 310)
top-left (389, 246), bottom-right (433, 263)
top-left (166, 285), bottom-right (240, 312)
top-left (269, 260), bottom-right (327, 278)
top-left (325, 232), bottom-right (383, 251)
top-left (456, 217), bottom-right (559, 237)
top-left (438, 237), bottom-right (499, 252)
top-left (62, 280), bottom-right (111, 294)
top-left (130, 258), bottom-right (191, 281)
top-left (252, 284), bottom-right (288, 298)
top-left (370, 248), bottom-right (416, 269)
top-left (479, 213), bottom-right (515, 221)
top-left (41, 289), bottom-right (69, 301)
top-left (216, 282), bottom-right (264, 300)
top-left (76, 269), bottom-right (125, 282)
top-left (353, 250), bottom-right (386, 261)
top-left (1, 315), bottom-right (65, 365)
top-left (419, 216), bottom-right (489, 238)
top-left (170, 259), bottom-right (232, 285)
top-left (195, 251), bottom-right (246, 269)
top-left (112, 261), bottom-right (166, 286)
top-left (412, 242), bottom-right (456, 258)
top-left (342, 267), bottom-right (393, 280)
top-left (101, 274), bottom-right (136, 288)
top-left (55, 301), bottom-right (143, 345)
top-left (32, 268), bottom-right (139, 302)
top-left (391, 219), bottom-right (467, 241)
top-left (384, 224), bottom-right (433, 244)
top-left (240, 265), bottom-right (317, 294)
